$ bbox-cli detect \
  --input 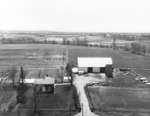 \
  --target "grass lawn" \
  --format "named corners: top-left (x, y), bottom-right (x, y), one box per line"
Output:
top-left (0, 88), bottom-right (16, 112)
top-left (86, 86), bottom-right (150, 116)
top-left (85, 71), bottom-right (150, 116)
